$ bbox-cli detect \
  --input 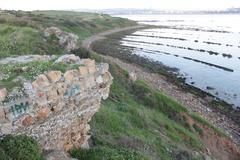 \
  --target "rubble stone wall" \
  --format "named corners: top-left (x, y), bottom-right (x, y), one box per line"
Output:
top-left (0, 57), bottom-right (112, 151)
